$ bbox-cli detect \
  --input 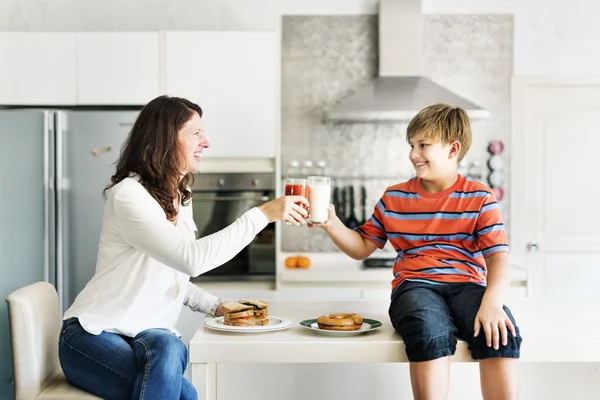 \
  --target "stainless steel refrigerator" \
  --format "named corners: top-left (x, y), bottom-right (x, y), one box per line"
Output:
top-left (0, 109), bottom-right (140, 398)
